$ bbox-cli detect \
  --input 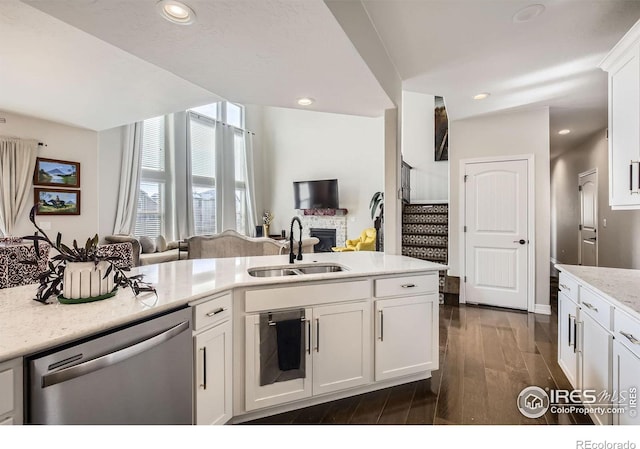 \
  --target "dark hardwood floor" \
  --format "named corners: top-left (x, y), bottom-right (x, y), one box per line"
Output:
top-left (245, 279), bottom-right (592, 425)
